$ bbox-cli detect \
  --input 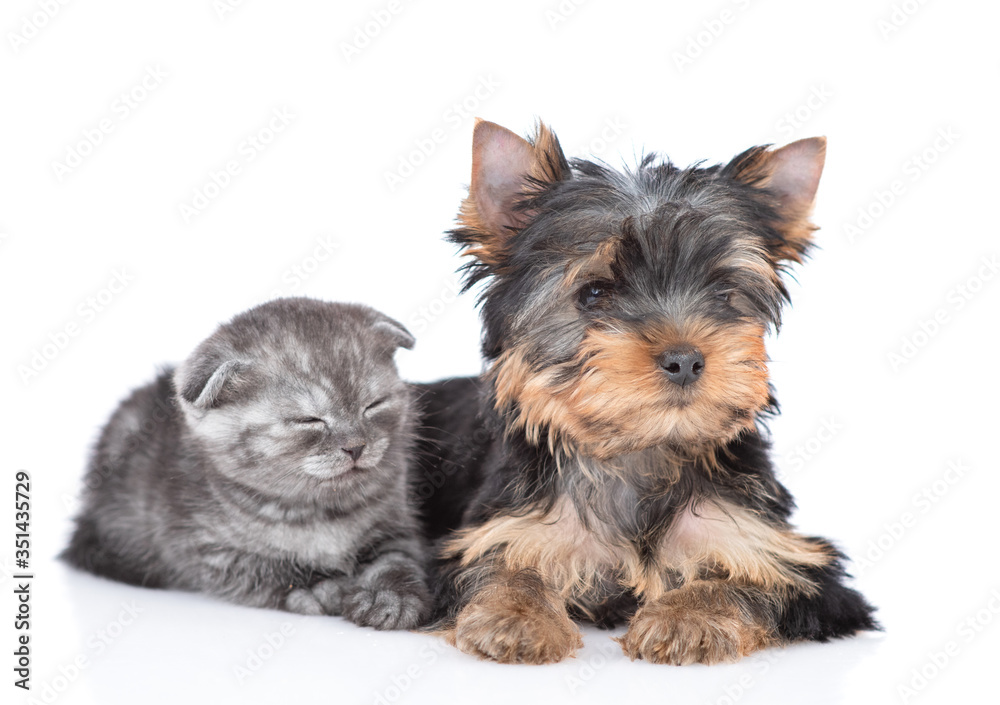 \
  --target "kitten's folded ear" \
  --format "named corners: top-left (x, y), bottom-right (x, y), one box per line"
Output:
top-left (370, 314), bottom-right (415, 351)
top-left (176, 357), bottom-right (252, 410)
